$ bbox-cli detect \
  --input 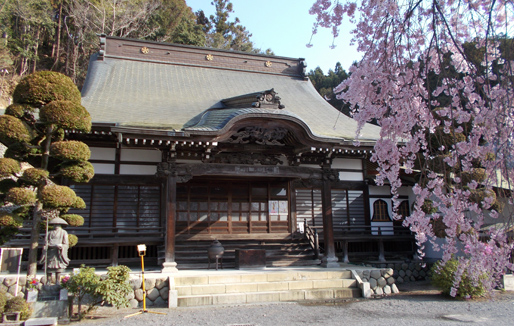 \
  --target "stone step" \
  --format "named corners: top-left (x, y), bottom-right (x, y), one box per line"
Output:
top-left (174, 270), bottom-right (353, 286)
top-left (177, 288), bottom-right (361, 307)
top-left (176, 278), bottom-right (358, 296)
